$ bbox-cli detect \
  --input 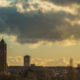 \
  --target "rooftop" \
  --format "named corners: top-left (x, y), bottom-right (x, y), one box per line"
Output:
top-left (0, 39), bottom-right (6, 44)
